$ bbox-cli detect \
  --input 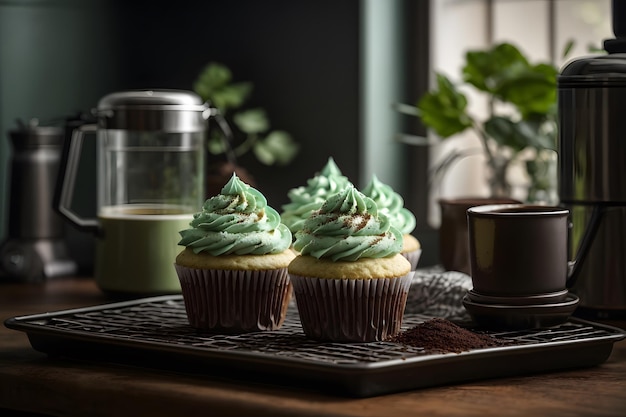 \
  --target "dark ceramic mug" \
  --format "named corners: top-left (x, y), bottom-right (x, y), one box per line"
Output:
top-left (467, 204), bottom-right (571, 300)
